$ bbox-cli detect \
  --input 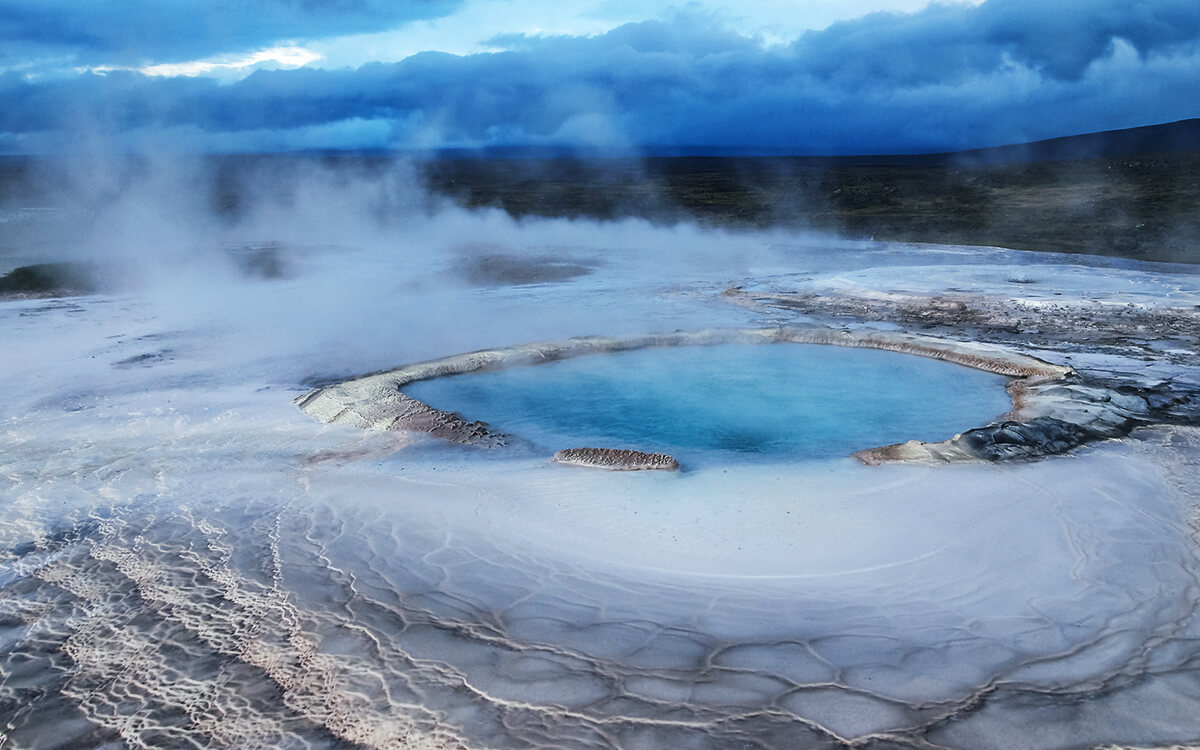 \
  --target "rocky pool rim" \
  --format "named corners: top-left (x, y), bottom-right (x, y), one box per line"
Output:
top-left (293, 325), bottom-right (1158, 468)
